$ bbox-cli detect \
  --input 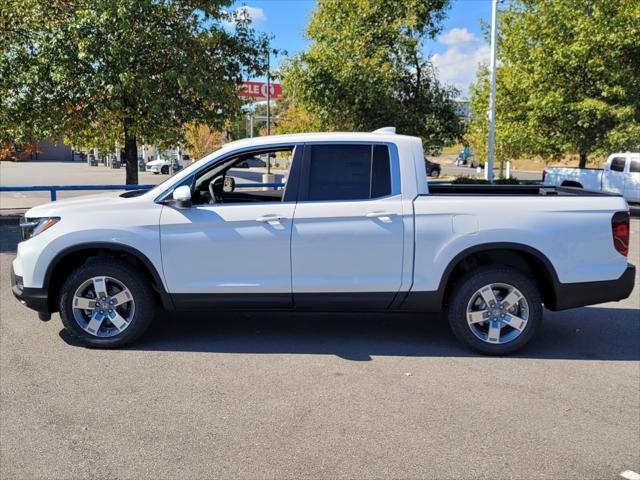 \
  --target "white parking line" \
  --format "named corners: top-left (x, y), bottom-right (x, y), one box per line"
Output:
top-left (620, 471), bottom-right (640, 480)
